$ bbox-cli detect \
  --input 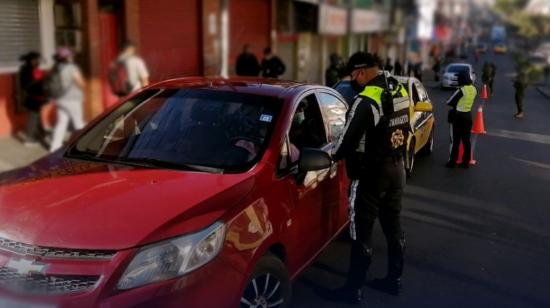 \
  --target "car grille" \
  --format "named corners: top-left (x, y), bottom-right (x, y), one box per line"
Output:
top-left (0, 237), bottom-right (116, 260)
top-left (0, 267), bottom-right (99, 295)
